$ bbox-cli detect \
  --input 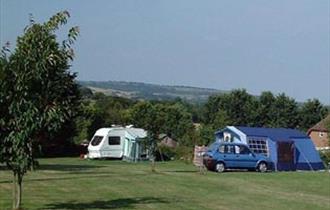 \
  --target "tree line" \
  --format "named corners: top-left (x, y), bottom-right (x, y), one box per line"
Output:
top-left (69, 89), bottom-right (328, 149)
